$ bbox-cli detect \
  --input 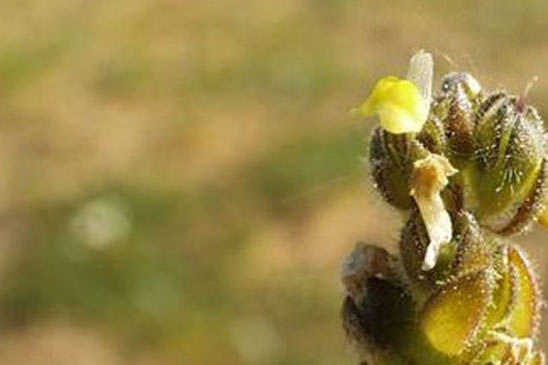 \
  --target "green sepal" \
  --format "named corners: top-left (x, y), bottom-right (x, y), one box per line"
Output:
top-left (503, 246), bottom-right (541, 338)
top-left (419, 270), bottom-right (493, 356)
top-left (369, 127), bottom-right (429, 209)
